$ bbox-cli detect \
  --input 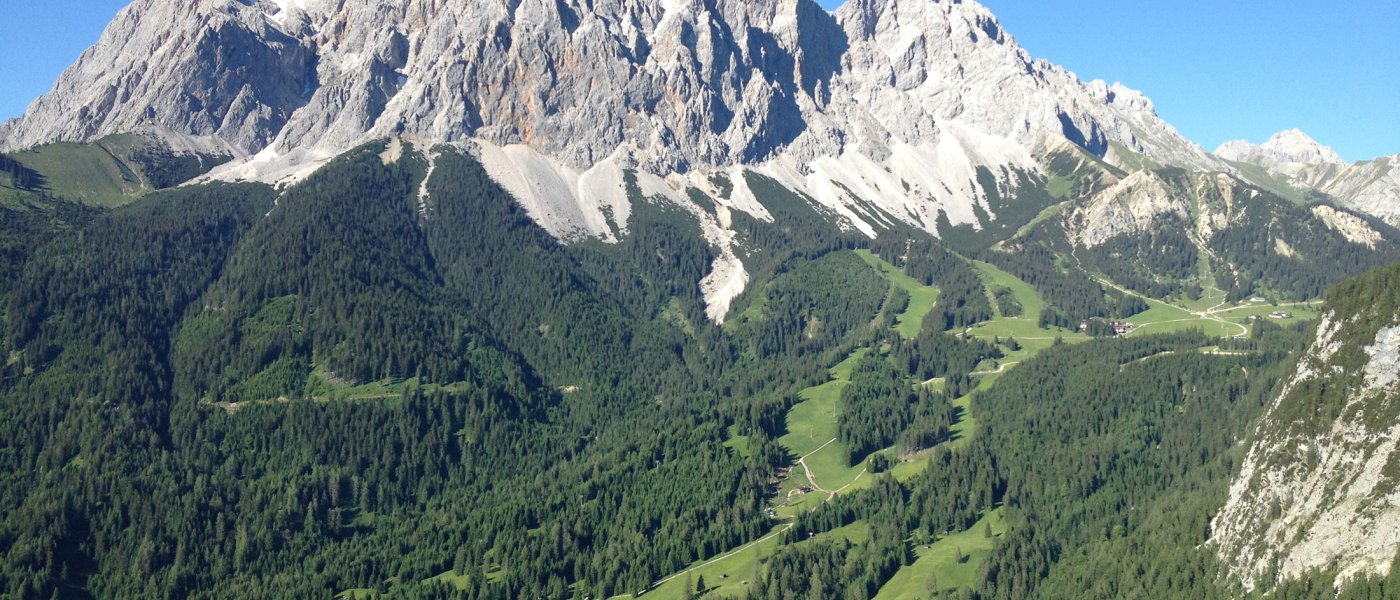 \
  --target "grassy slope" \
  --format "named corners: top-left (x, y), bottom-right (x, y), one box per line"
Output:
top-left (10, 135), bottom-right (152, 206)
top-left (874, 509), bottom-right (1008, 600)
top-left (776, 349), bottom-right (870, 516)
top-left (1125, 296), bottom-right (1321, 338)
top-left (855, 249), bottom-right (940, 339)
top-left (966, 260), bottom-right (1089, 368)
